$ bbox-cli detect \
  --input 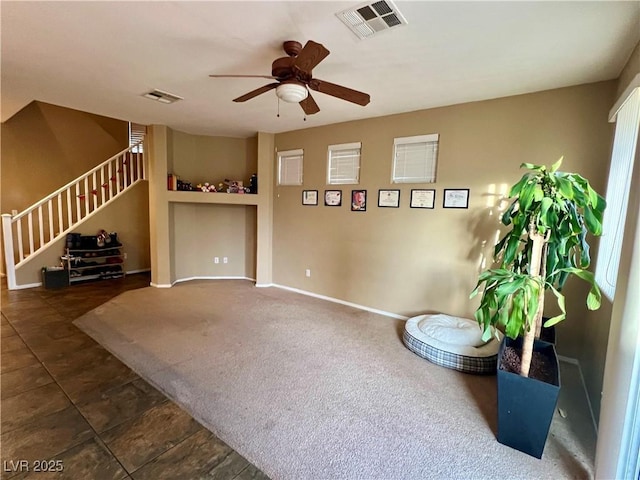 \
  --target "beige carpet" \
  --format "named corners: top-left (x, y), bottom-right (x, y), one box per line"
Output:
top-left (75, 279), bottom-right (595, 480)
